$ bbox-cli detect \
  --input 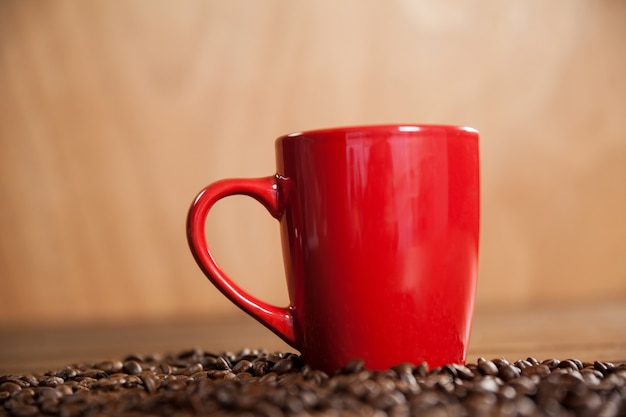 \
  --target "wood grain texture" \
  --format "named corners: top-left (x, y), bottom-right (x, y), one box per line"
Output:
top-left (1, 1), bottom-right (625, 326)
top-left (1, 302), bottom-right (624, 375)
